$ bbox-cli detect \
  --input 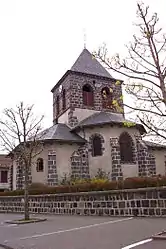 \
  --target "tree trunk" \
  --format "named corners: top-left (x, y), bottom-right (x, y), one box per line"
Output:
top-left (24, 164), bottom-right (29, 220)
